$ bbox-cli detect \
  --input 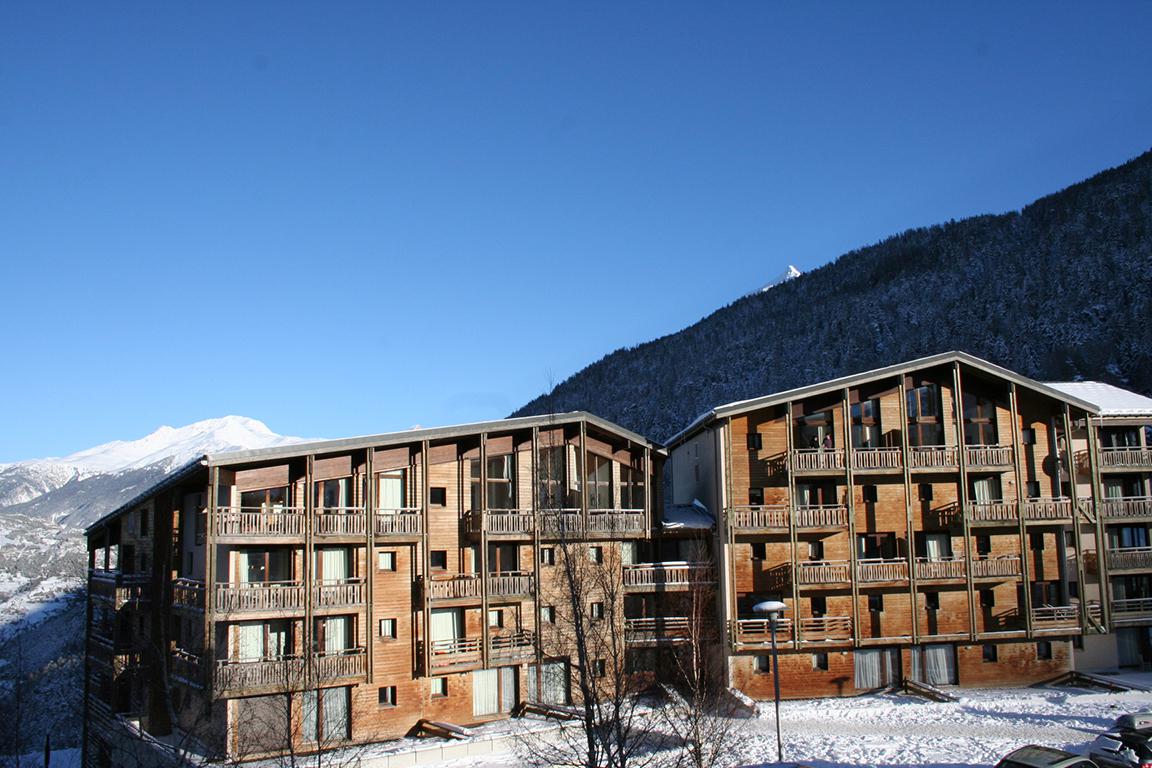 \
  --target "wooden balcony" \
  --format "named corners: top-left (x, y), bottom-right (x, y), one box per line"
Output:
top-left (170, 648), bottom-right (204, 688)
top-left (1031, 605), bottom-right (1081, 632)
top-left (732, 617), bottom-right (794, 646)
top-left (857, 558), bottom-right (909, 583)
top-left (215, 507), bottom-right (305, 539)
top-left (539, 509), bottom-right (583, 538)
top-left (626, 616), bottom-right (692, 644)
top-left (374, 508), bottom-right (423, 537)
top-left (966, 501), bottom-right (1019, 525)
top-left (1107, 547), bottom-right (1152, 572)
top-left (797, 560), bottom-right (851, 586)
top-left (728, 505), bottom-right (789, 532)
top-left (214, 581), bottom-right (305, 613)
top-left (313, 648), bottom-right (366, 680)
top-left (587, 510), bottom-right (647, 537)
top-left (792, 448), bottom-right (845, 473)
top-left (89, 571), bottom-right (150, 607)
top-left (622, 562), bottom-right (713, 590)
top-left (313, 578), bottom-right (366, 609)
top-left (172, 578), bottom-right (205, 612)
top-left (971, 555), bottom-right (1021, 578)
top-left (800, 615), bottom-right (853, 642)
top-left (313, 509), bottom-right (366, 537)
top-left (427, 637), bottom-right (482, 670)
top-left (909, 445), bottom-right (958, 470)
top-left (1021, 498), bottom-right (1074, 522)
top-left (424, 574), bottom-right (482, 602)
top-left (1099, 497), bottom-right (1152, 520)
top-left (795, 504), bottom-right (849, 528)
top-left (915, 556), bottom-right (966, 580)
top-left (965, 445), bottom-right (1013, 468)
top-left (851, 448), bottom-right (903, 471)
top-left (1101, 447), bottom-right (1152, 470)
top-left (214, 656), bottom-right (304, 693)
top-left (487, 571), bottom-right (534, 598)
top-left (1111, 598), bottom-right (1152, 625)
top-left (490, 630), bottom-right (536, 661)
top-left (466, 509), bottom-right (535, 538)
